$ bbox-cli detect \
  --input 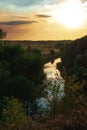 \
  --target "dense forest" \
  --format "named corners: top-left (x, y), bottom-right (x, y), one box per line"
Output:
top-left (58, 35), bottom-right (87, 94)
top-left (0, 31), bottom-right (87, 130)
